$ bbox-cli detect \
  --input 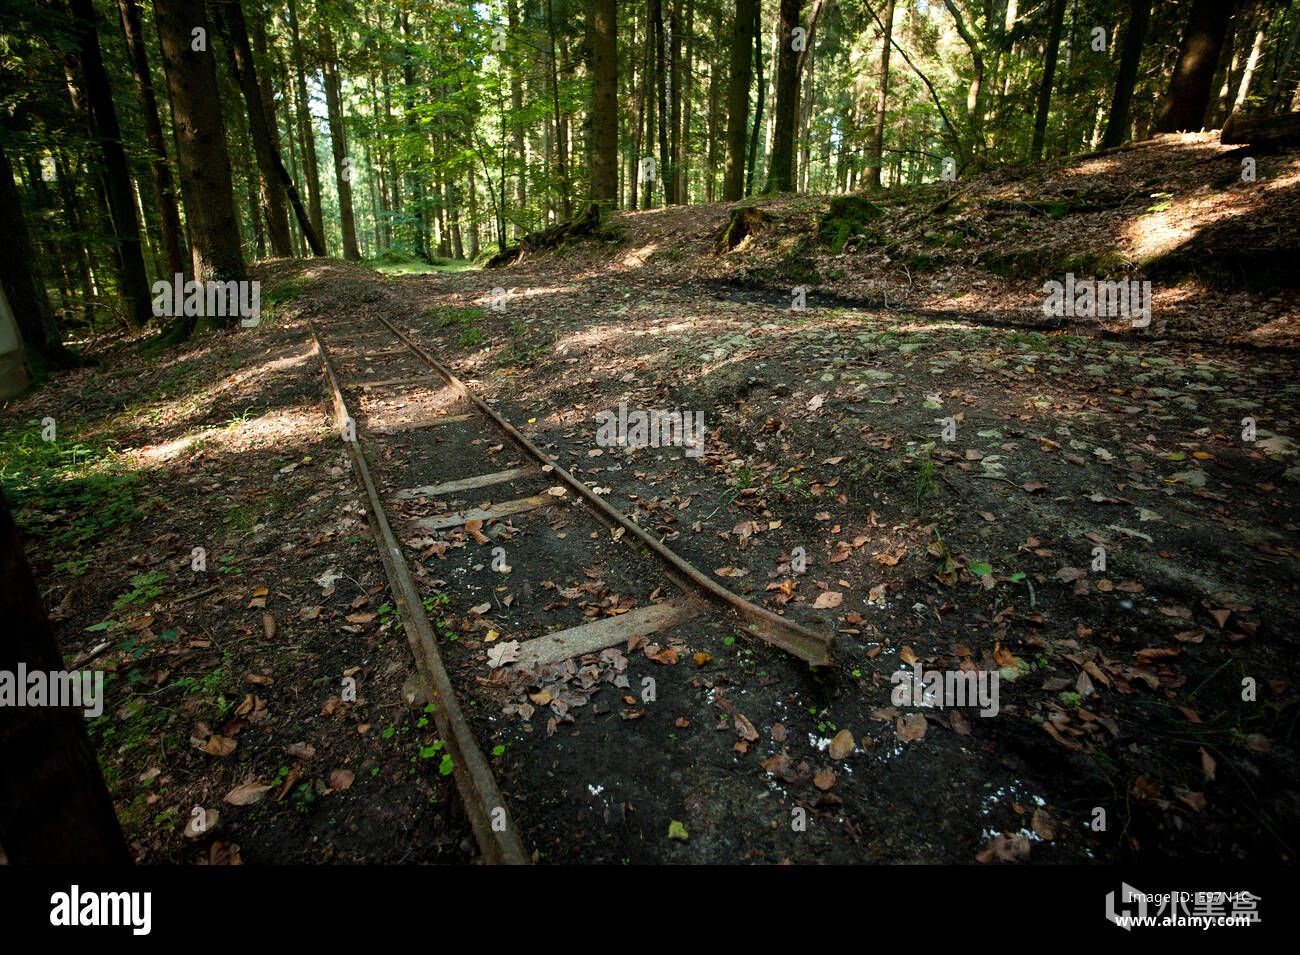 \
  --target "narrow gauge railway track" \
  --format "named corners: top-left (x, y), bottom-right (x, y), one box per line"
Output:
top-left (308, 313), bottom-right (836, 865)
